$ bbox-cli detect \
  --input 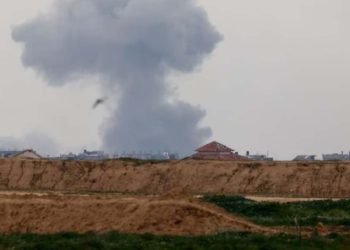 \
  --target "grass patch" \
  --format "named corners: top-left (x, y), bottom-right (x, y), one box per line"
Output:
top-left (204, 195), bottom-right (350, 226)
top-left (0, 232), bottom-right (349, 250)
